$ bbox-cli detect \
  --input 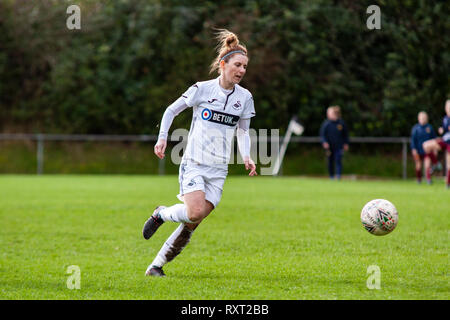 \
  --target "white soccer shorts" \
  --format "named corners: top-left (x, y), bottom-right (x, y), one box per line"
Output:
top-left (177, 160), bottom-right (228, 208)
